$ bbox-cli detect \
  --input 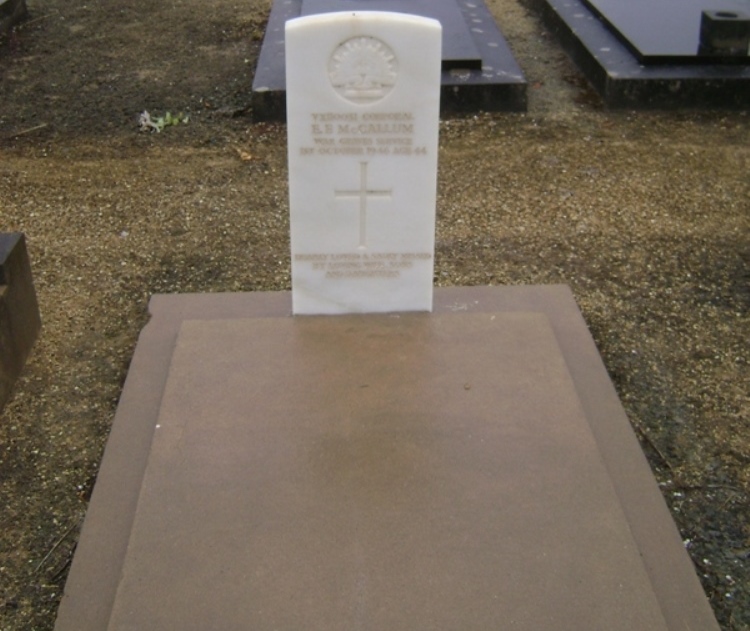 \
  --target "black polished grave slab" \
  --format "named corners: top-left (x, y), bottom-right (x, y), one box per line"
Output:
top-left (252, 0), bottom-right (526, 121)
top-left (583, 0), bottom-right (750, 63)
top-left (532, 0), bottom-right (750, 108)
top-left (302, 0), bottom-right (482, 69)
